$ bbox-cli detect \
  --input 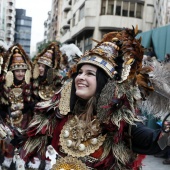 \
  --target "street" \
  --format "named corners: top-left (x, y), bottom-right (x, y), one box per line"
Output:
top-left (142, 155), bottom-right (170, 170)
